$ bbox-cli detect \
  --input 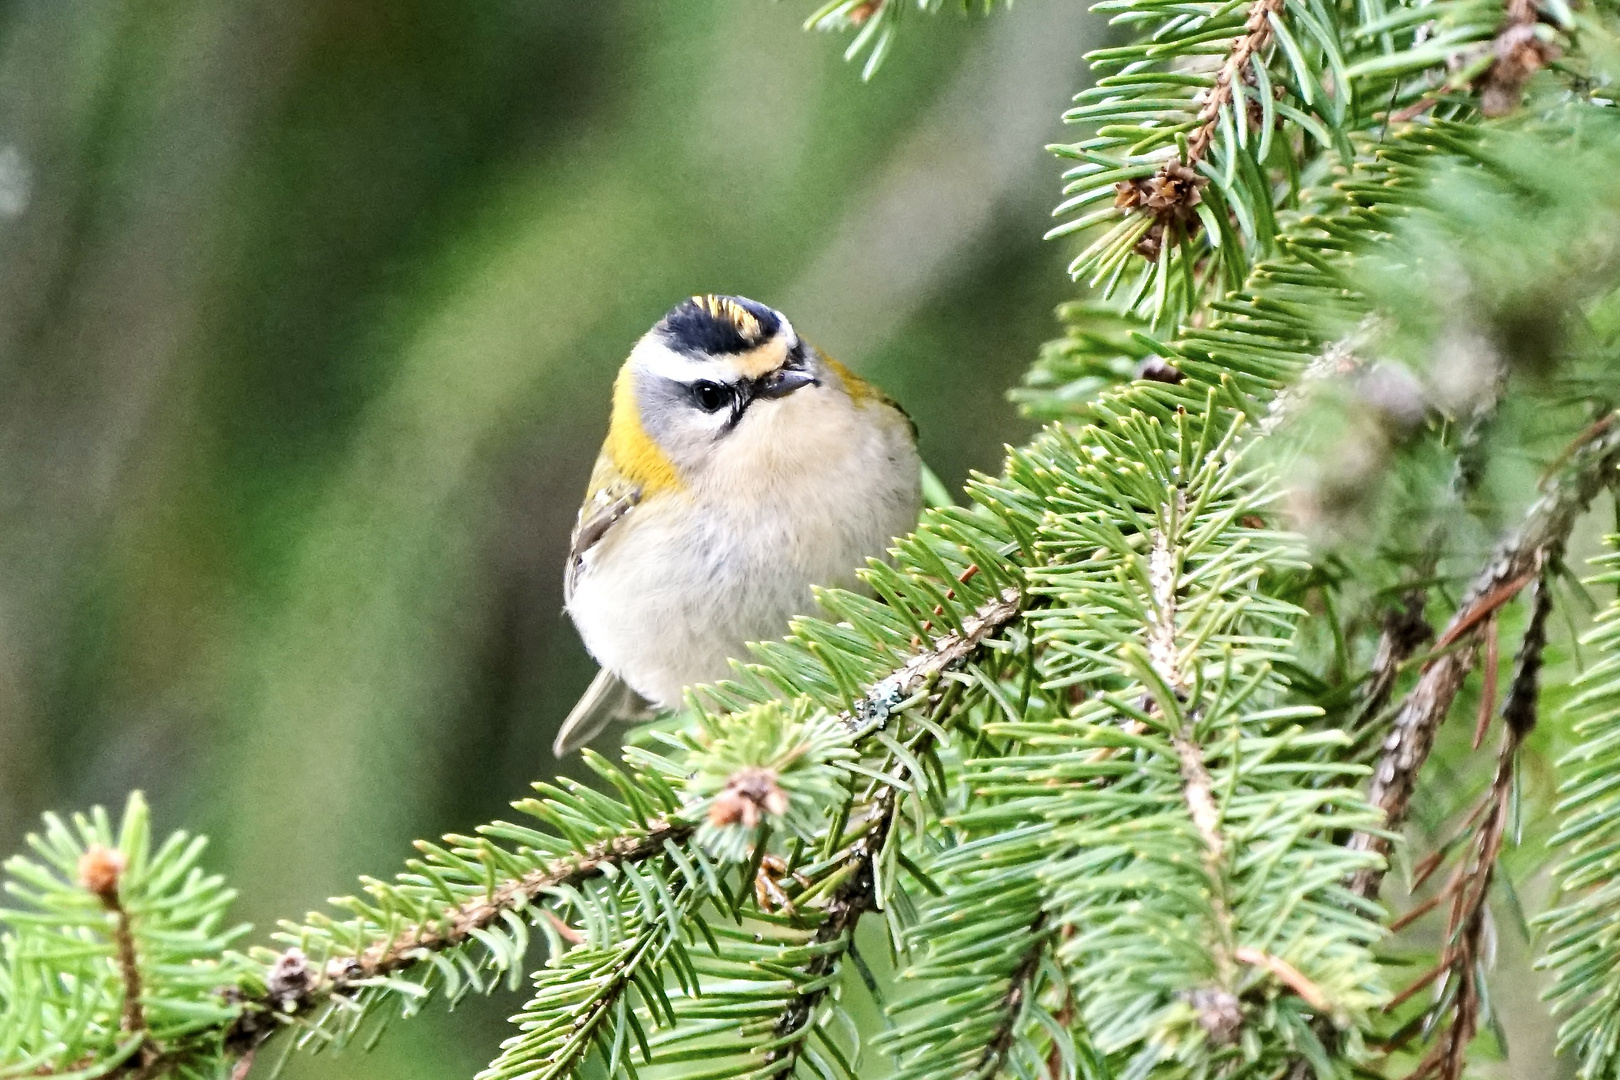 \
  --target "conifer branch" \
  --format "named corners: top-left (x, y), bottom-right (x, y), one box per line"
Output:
top-left (1385, 573), bottom-right (1552, 1079)
top-left (1539, 539), bottom-right (1620, 1076)
top-left (238, 819), bottom-right (694, 1041)
top-left (1152, 509), bottom-right (1251, 1040)
top-left (847, 585), bottom-right (1024, 738)
top-left (1174, 727), bottom-right (1250, 1043)
top-left (240, 580), bottom-right (1026, 1060)
top-left (1350, 413), bottom-right (1620, 900)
